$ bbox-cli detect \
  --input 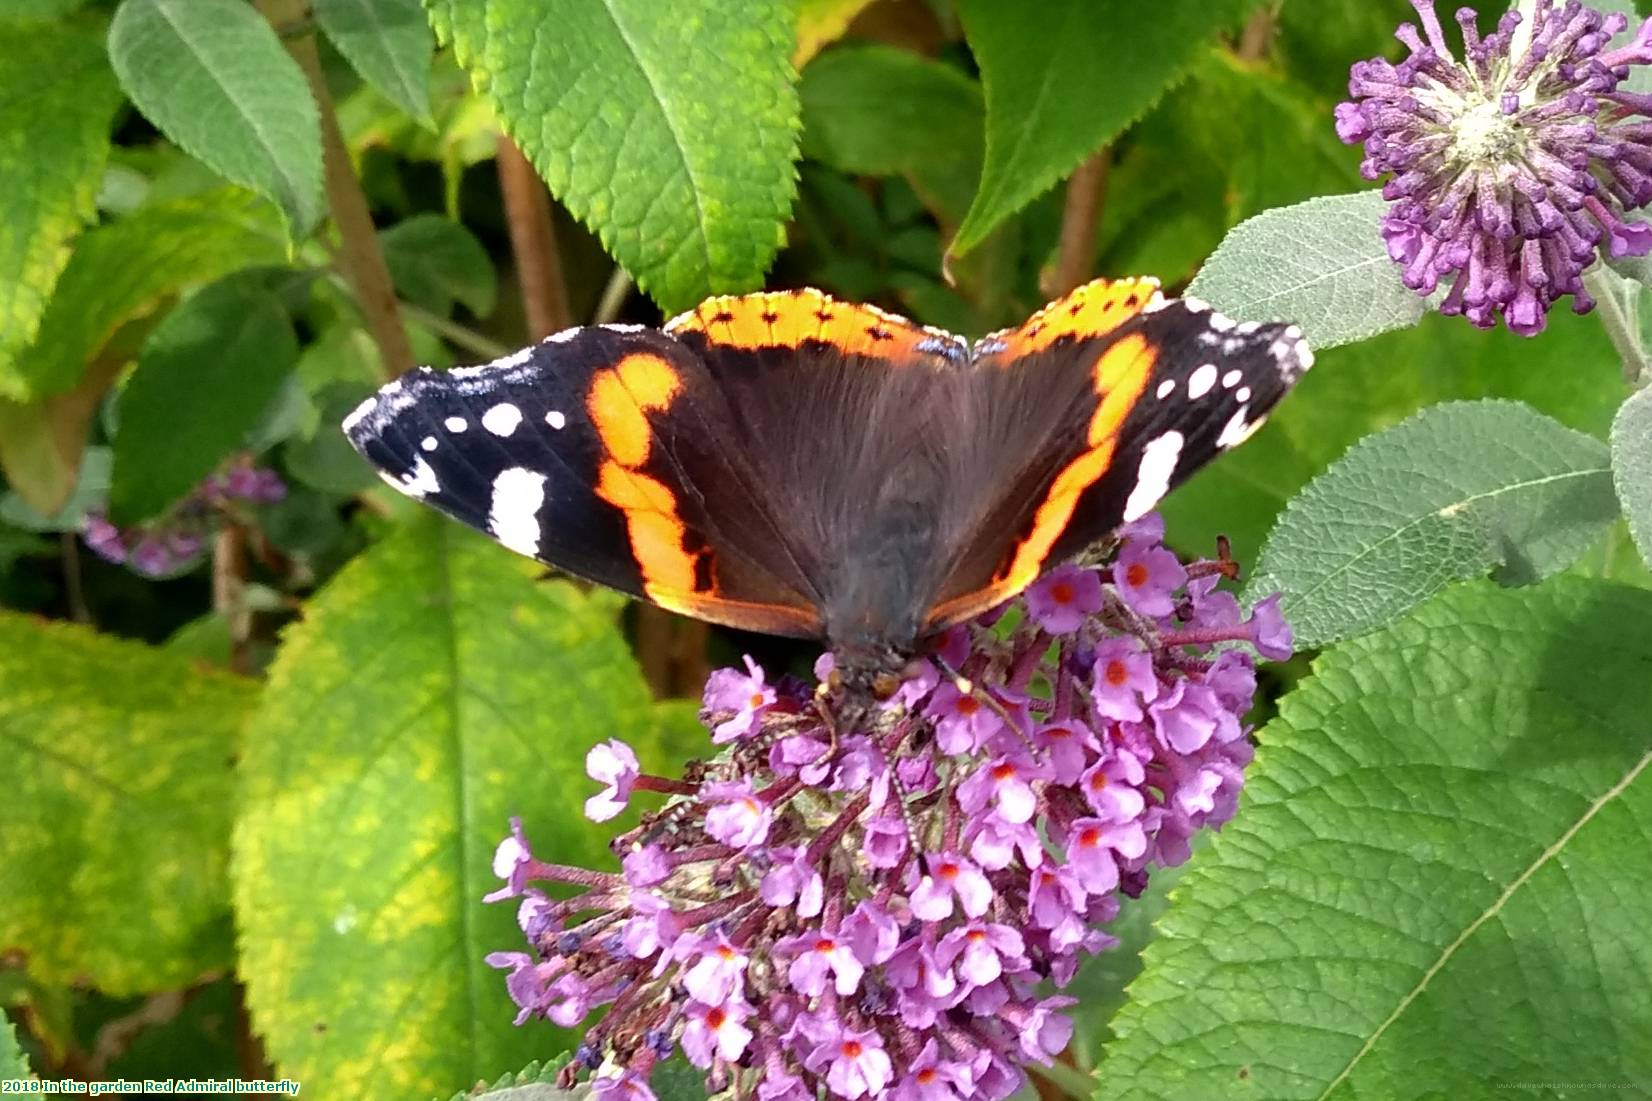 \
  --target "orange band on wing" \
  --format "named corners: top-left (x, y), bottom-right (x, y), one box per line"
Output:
top-left (587, 353), bottom-right (682, 467)
top-left (667, 288), bottom-right (945, 359)
top-left (924, 332), bottom-right (1158, 628)
top-left (982, 277), bottom-right (1162, 361)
